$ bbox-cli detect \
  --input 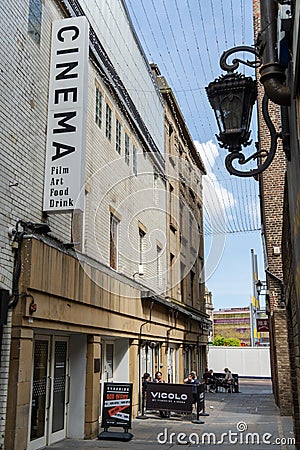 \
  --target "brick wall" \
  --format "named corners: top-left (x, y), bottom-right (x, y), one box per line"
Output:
top-left (253, 0), bottom-right (292, 415)
top-left (283, 184), bottom-right (300, 444)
